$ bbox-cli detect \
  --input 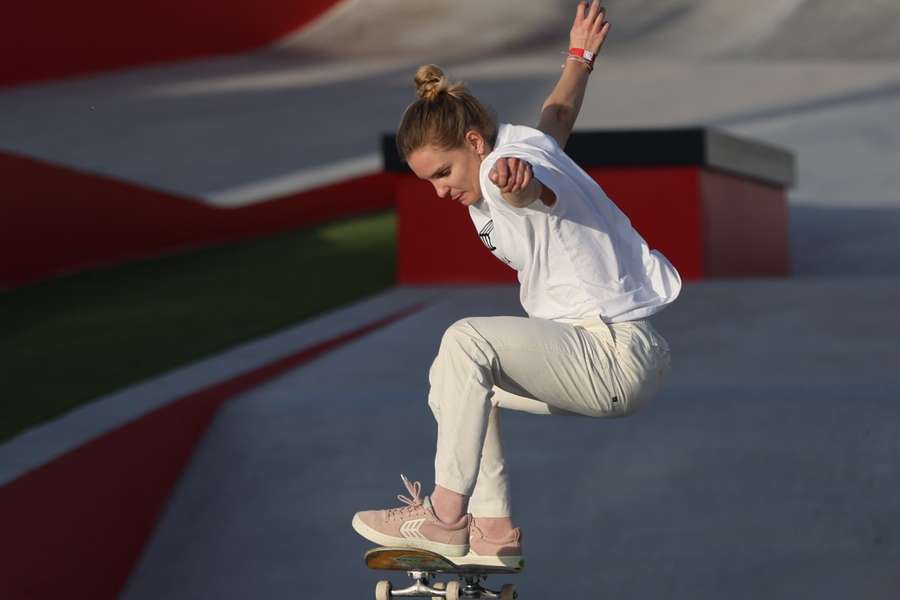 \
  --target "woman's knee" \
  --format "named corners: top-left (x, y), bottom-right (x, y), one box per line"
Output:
top-left (428, 319), bottom-right (495, 411)
top-left (444, 317), bottom-right (480, 342)
top-left (435, 318), bottom-right (494, 362)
